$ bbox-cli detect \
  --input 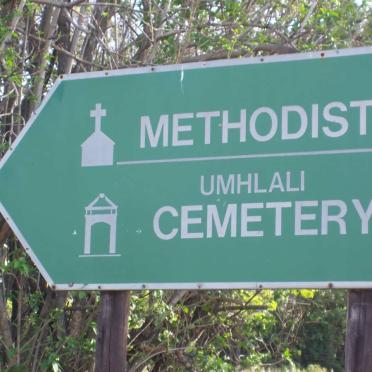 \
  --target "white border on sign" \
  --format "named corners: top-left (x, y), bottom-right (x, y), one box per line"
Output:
top-left (55, 281), bottom-right (372, 291)
top-left (61, 46), bottom-right (372, 81)
top-left (1, 46), bottom-right (372, 290)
